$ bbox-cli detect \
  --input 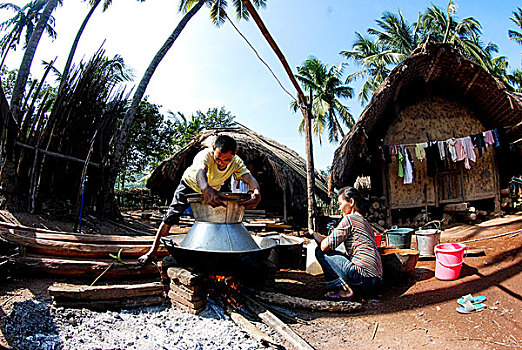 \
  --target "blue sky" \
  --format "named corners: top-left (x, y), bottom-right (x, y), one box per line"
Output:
top-left (2, 0), bottom-right (522, 170)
